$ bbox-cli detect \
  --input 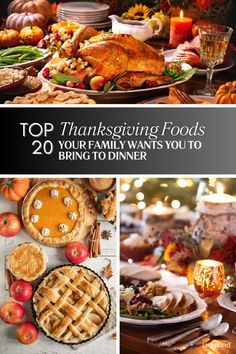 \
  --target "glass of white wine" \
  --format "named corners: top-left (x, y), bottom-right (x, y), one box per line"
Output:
top-left (197, 25), bottom-right (233, 96)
